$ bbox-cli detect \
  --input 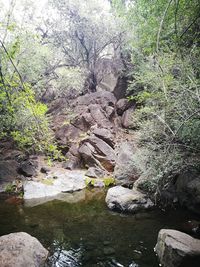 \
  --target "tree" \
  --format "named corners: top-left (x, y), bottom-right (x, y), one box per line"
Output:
top-left (44, 0), bottom-right (123, 92)
top-left (113, 0), bottom-right (200, 195)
